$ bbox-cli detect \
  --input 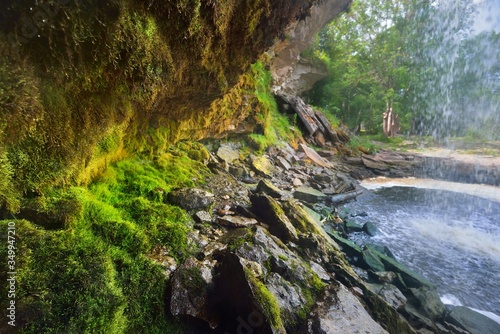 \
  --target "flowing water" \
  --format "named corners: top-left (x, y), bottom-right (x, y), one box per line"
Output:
top-left (343, 178), bottom-right (500, 322)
